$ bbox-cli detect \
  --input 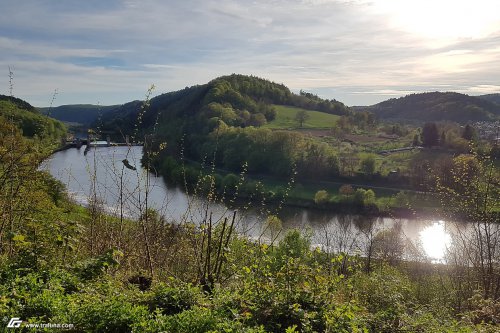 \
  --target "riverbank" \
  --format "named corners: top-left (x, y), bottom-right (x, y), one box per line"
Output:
top-left (153, 156), bottom-right (441, 219)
